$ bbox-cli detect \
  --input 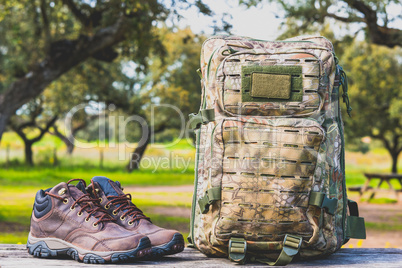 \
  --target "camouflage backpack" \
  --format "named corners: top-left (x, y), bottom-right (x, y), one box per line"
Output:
top-left (188, 35), bottom-right (366, 265)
